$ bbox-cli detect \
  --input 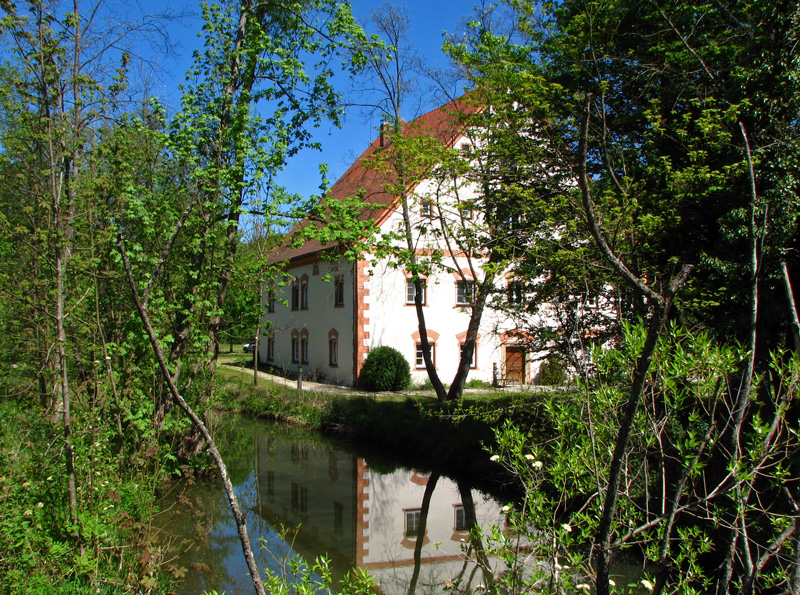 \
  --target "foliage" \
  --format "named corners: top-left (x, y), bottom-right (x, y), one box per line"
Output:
top-left (0, 0), bottom-right (366, 592)
top-left (536, 354), bottom-right (568, 386)
top-left (357, 345), bottom-right (412, 392)
top-left (478, 323), bottom-right (800, 594)
top-left (0, 399), bottom-right (171, 595)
